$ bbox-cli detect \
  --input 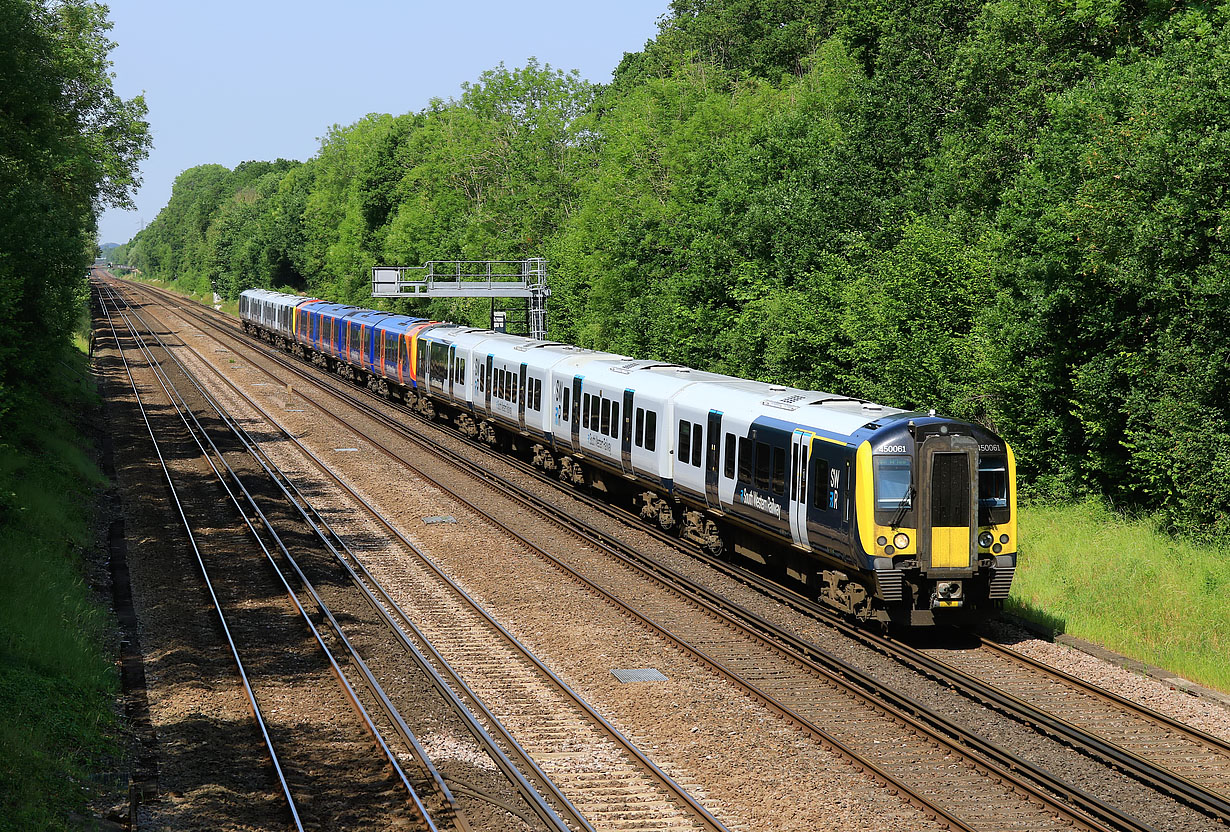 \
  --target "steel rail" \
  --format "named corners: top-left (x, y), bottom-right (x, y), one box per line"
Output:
top-left (94, 287), bottom-right (305, 832)
top-left (98, 283), bottom-right (441, 831)
top-left (108, 283), bottom-right (576, 832)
